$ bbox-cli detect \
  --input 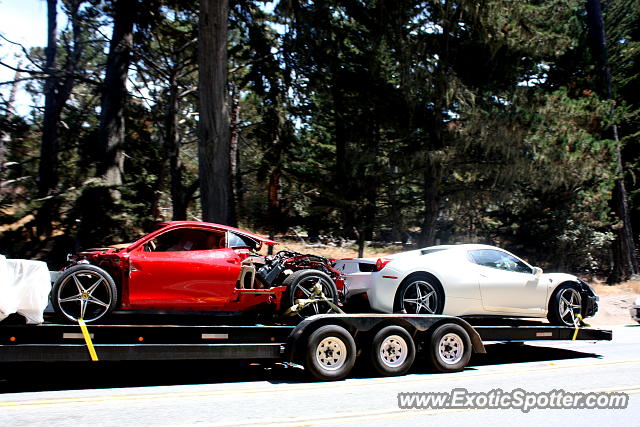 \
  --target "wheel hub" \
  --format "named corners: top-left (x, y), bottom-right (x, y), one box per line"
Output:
top-left (316, 337), bottom-right (347, 371)
top-left (402, 281), bottom-right (438, 314)
top-left (380, 335), bottom-right (408, 367)
top-left (56, 269), bottom-right (113, 322)
top-left (559, 288), bottom-right (582, 325)
top-left (439, 333), bottom-right (464, 365)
